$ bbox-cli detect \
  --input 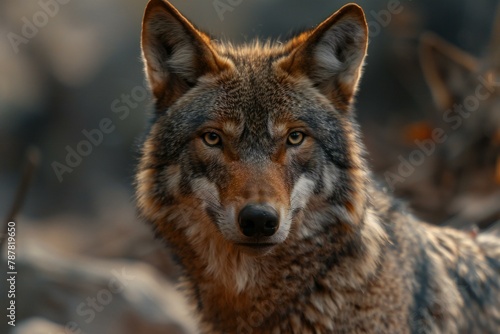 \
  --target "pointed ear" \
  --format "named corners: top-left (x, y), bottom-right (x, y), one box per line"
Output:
top-left (279, 4), bottom-right (368, 109)
top-left (419, 32), bottom-right (479, 110)
top-left (141, 0), bottom-right (230, 107)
